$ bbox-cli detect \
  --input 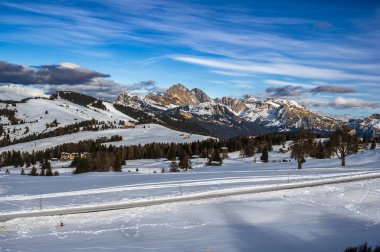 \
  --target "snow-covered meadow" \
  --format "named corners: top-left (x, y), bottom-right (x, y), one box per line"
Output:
top-left (1, 176), bottom-right (380, 251)
top-left (0, 123), bottom-right (209, 153)
top-left (1, 144), bottom-right (379, 251)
